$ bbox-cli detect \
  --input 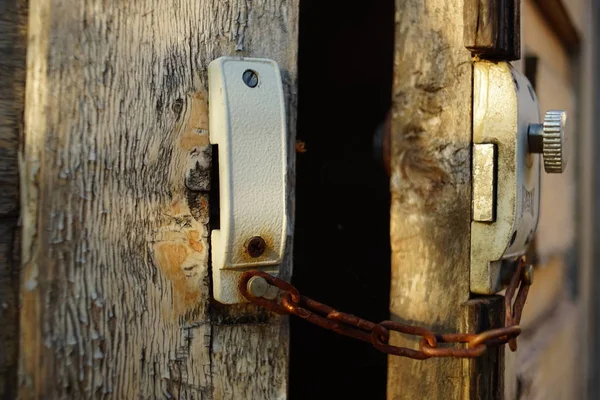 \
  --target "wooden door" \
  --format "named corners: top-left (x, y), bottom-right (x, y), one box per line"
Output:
top-left (387, 0), bottom-right (596, 399)
top-left (2, 1), bottom-right (597, 399)
top-left (1, 1), bottom-right (299, 398)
